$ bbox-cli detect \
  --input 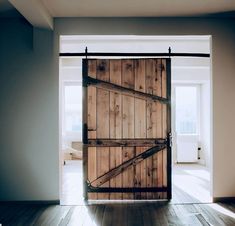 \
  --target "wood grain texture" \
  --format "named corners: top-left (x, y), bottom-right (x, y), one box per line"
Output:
top-left (88, 147), bottom-right (97, 199)
top-left (96, 60), bottom-right (110, 199)
top-left (122, 59), bottom-right (134, 89)
top-left (86, 58), bottom-right (170, 200)
top-left (110, 59), bottom-right (122, 199)
top-left (140, 147), bottom-right (147, 199)
top-left (134, 61), bottom-right (146, 199)
top-left (122, 60), bottom-right (135, 199)
top-left (96, 59), bottom-right (110, 82)
top-left (1, 202), bottom-right (235, 226)
top-left (122, 147), bottom-right (134, 199)
top-left (145, 59), bottom-right (156, 199)
top-left (87, 60), bottom-right (97, 199)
